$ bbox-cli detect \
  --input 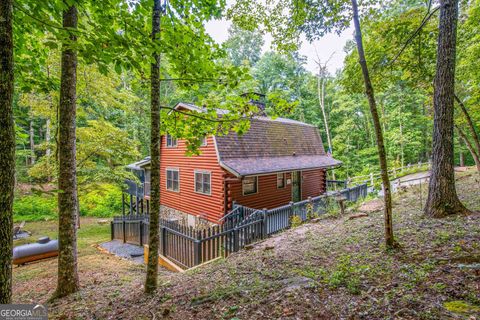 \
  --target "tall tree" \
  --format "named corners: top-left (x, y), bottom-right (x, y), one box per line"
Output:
top-left (145, 0), bottom-right (162, 294)
top-left (0, 0), bottom-right (14, 304)
top-left (54, 4), bottom-right (80, 298)
top-left (351, 0), bottom-right (394, 247)
top-left (229, 0), bottom-right (396, 248)
top-left (224, 24), bottom-right (264, 66)
top-left (424, 0), bottom-right (470, 217)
